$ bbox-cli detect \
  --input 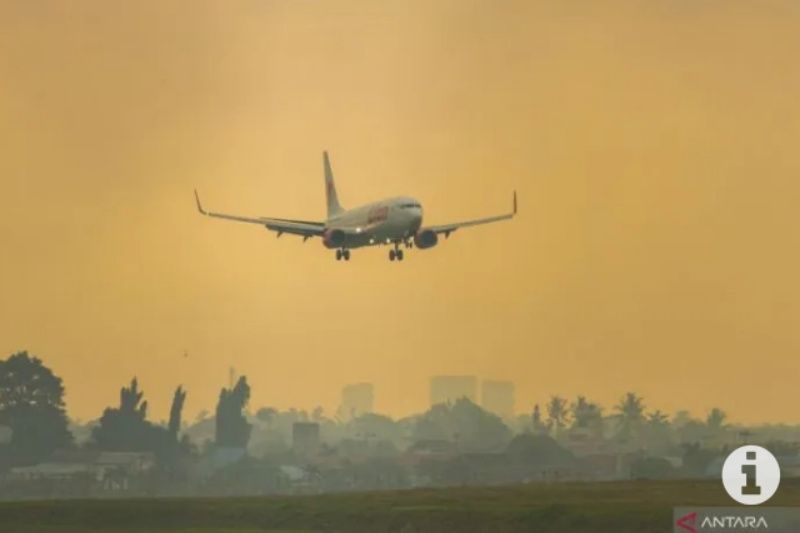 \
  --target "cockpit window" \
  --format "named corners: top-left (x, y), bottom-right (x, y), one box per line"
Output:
top-left (400, 203), bottom-right (421, 209)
